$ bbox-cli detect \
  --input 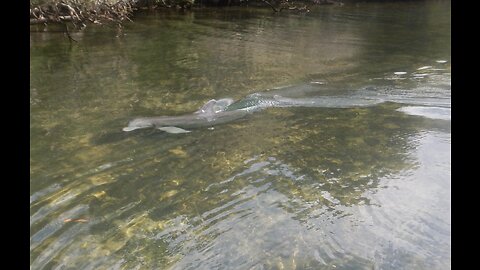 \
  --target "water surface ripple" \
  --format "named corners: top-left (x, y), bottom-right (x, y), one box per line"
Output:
top-left (31, 2), bottom-right (450, 269)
